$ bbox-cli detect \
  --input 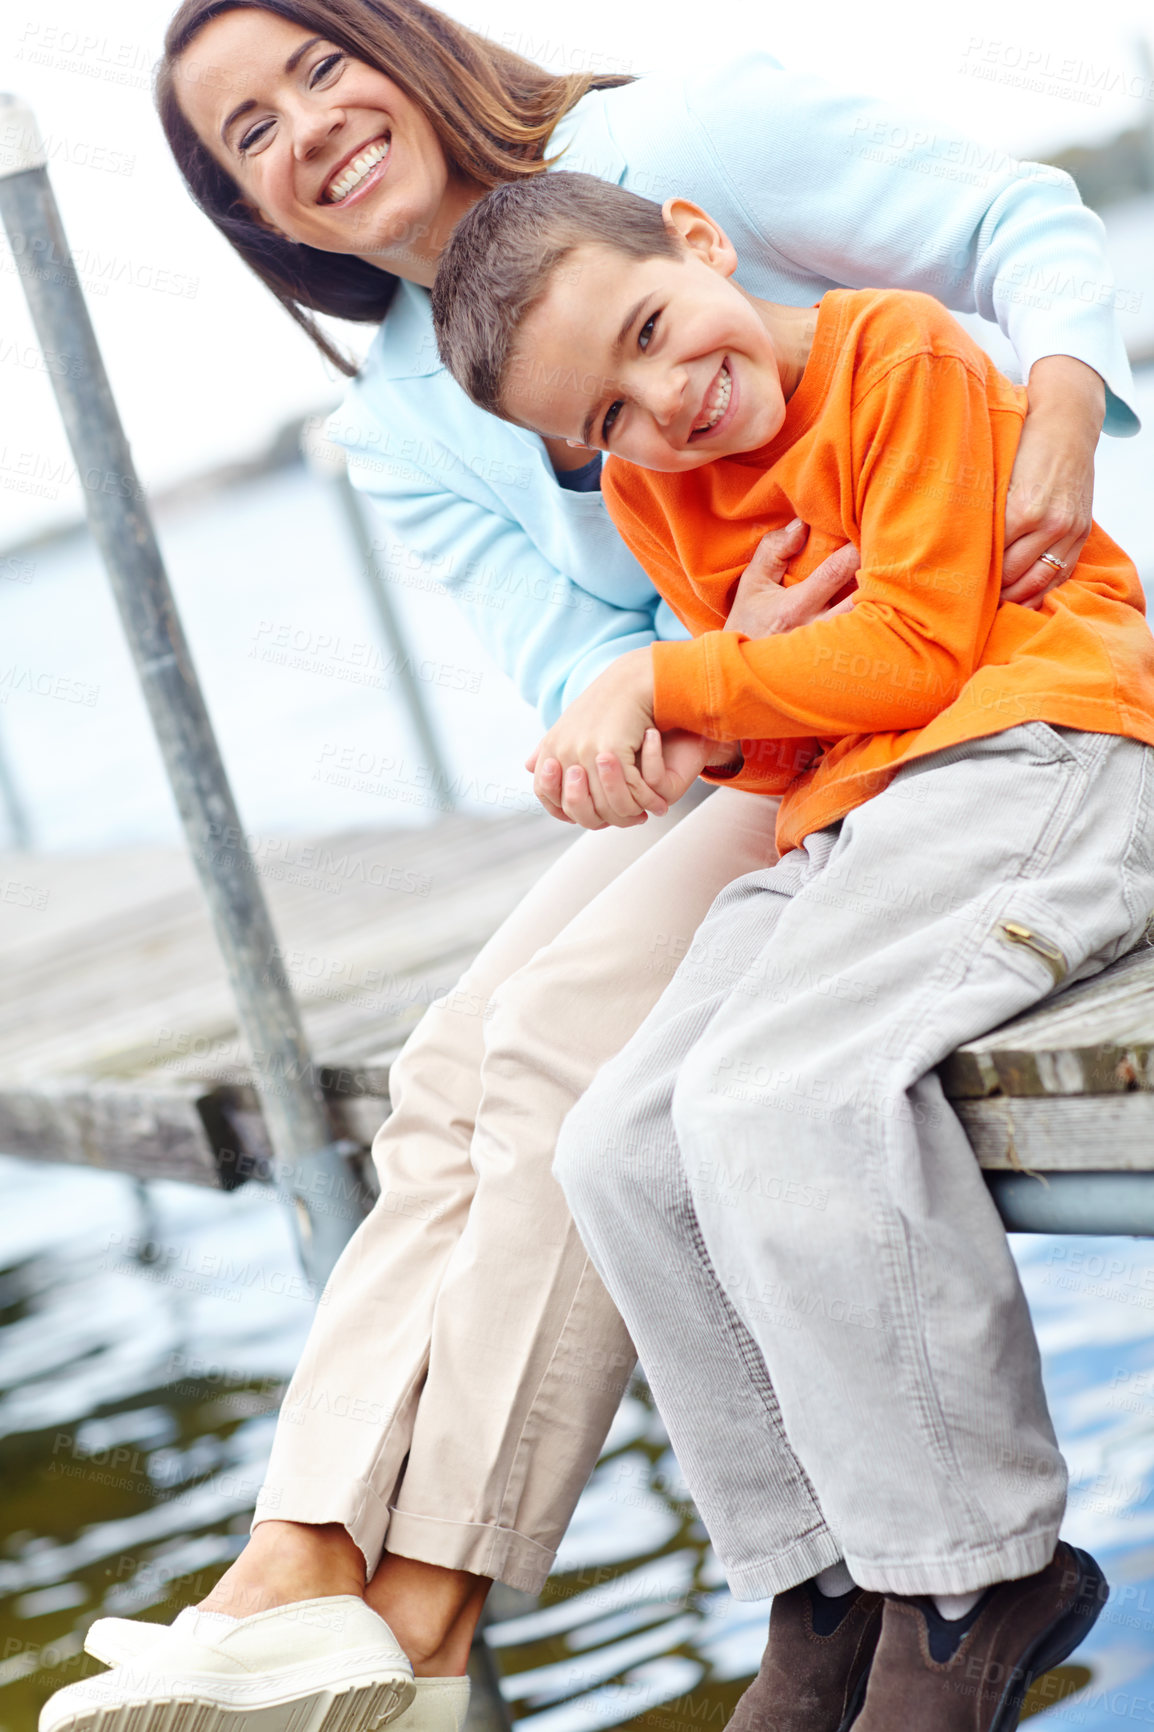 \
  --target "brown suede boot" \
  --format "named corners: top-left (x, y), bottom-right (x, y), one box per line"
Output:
top-left (727, 1580), bottom-right (884, 1732)
top-left (854, 1542), bottom-right (1107, 1730)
